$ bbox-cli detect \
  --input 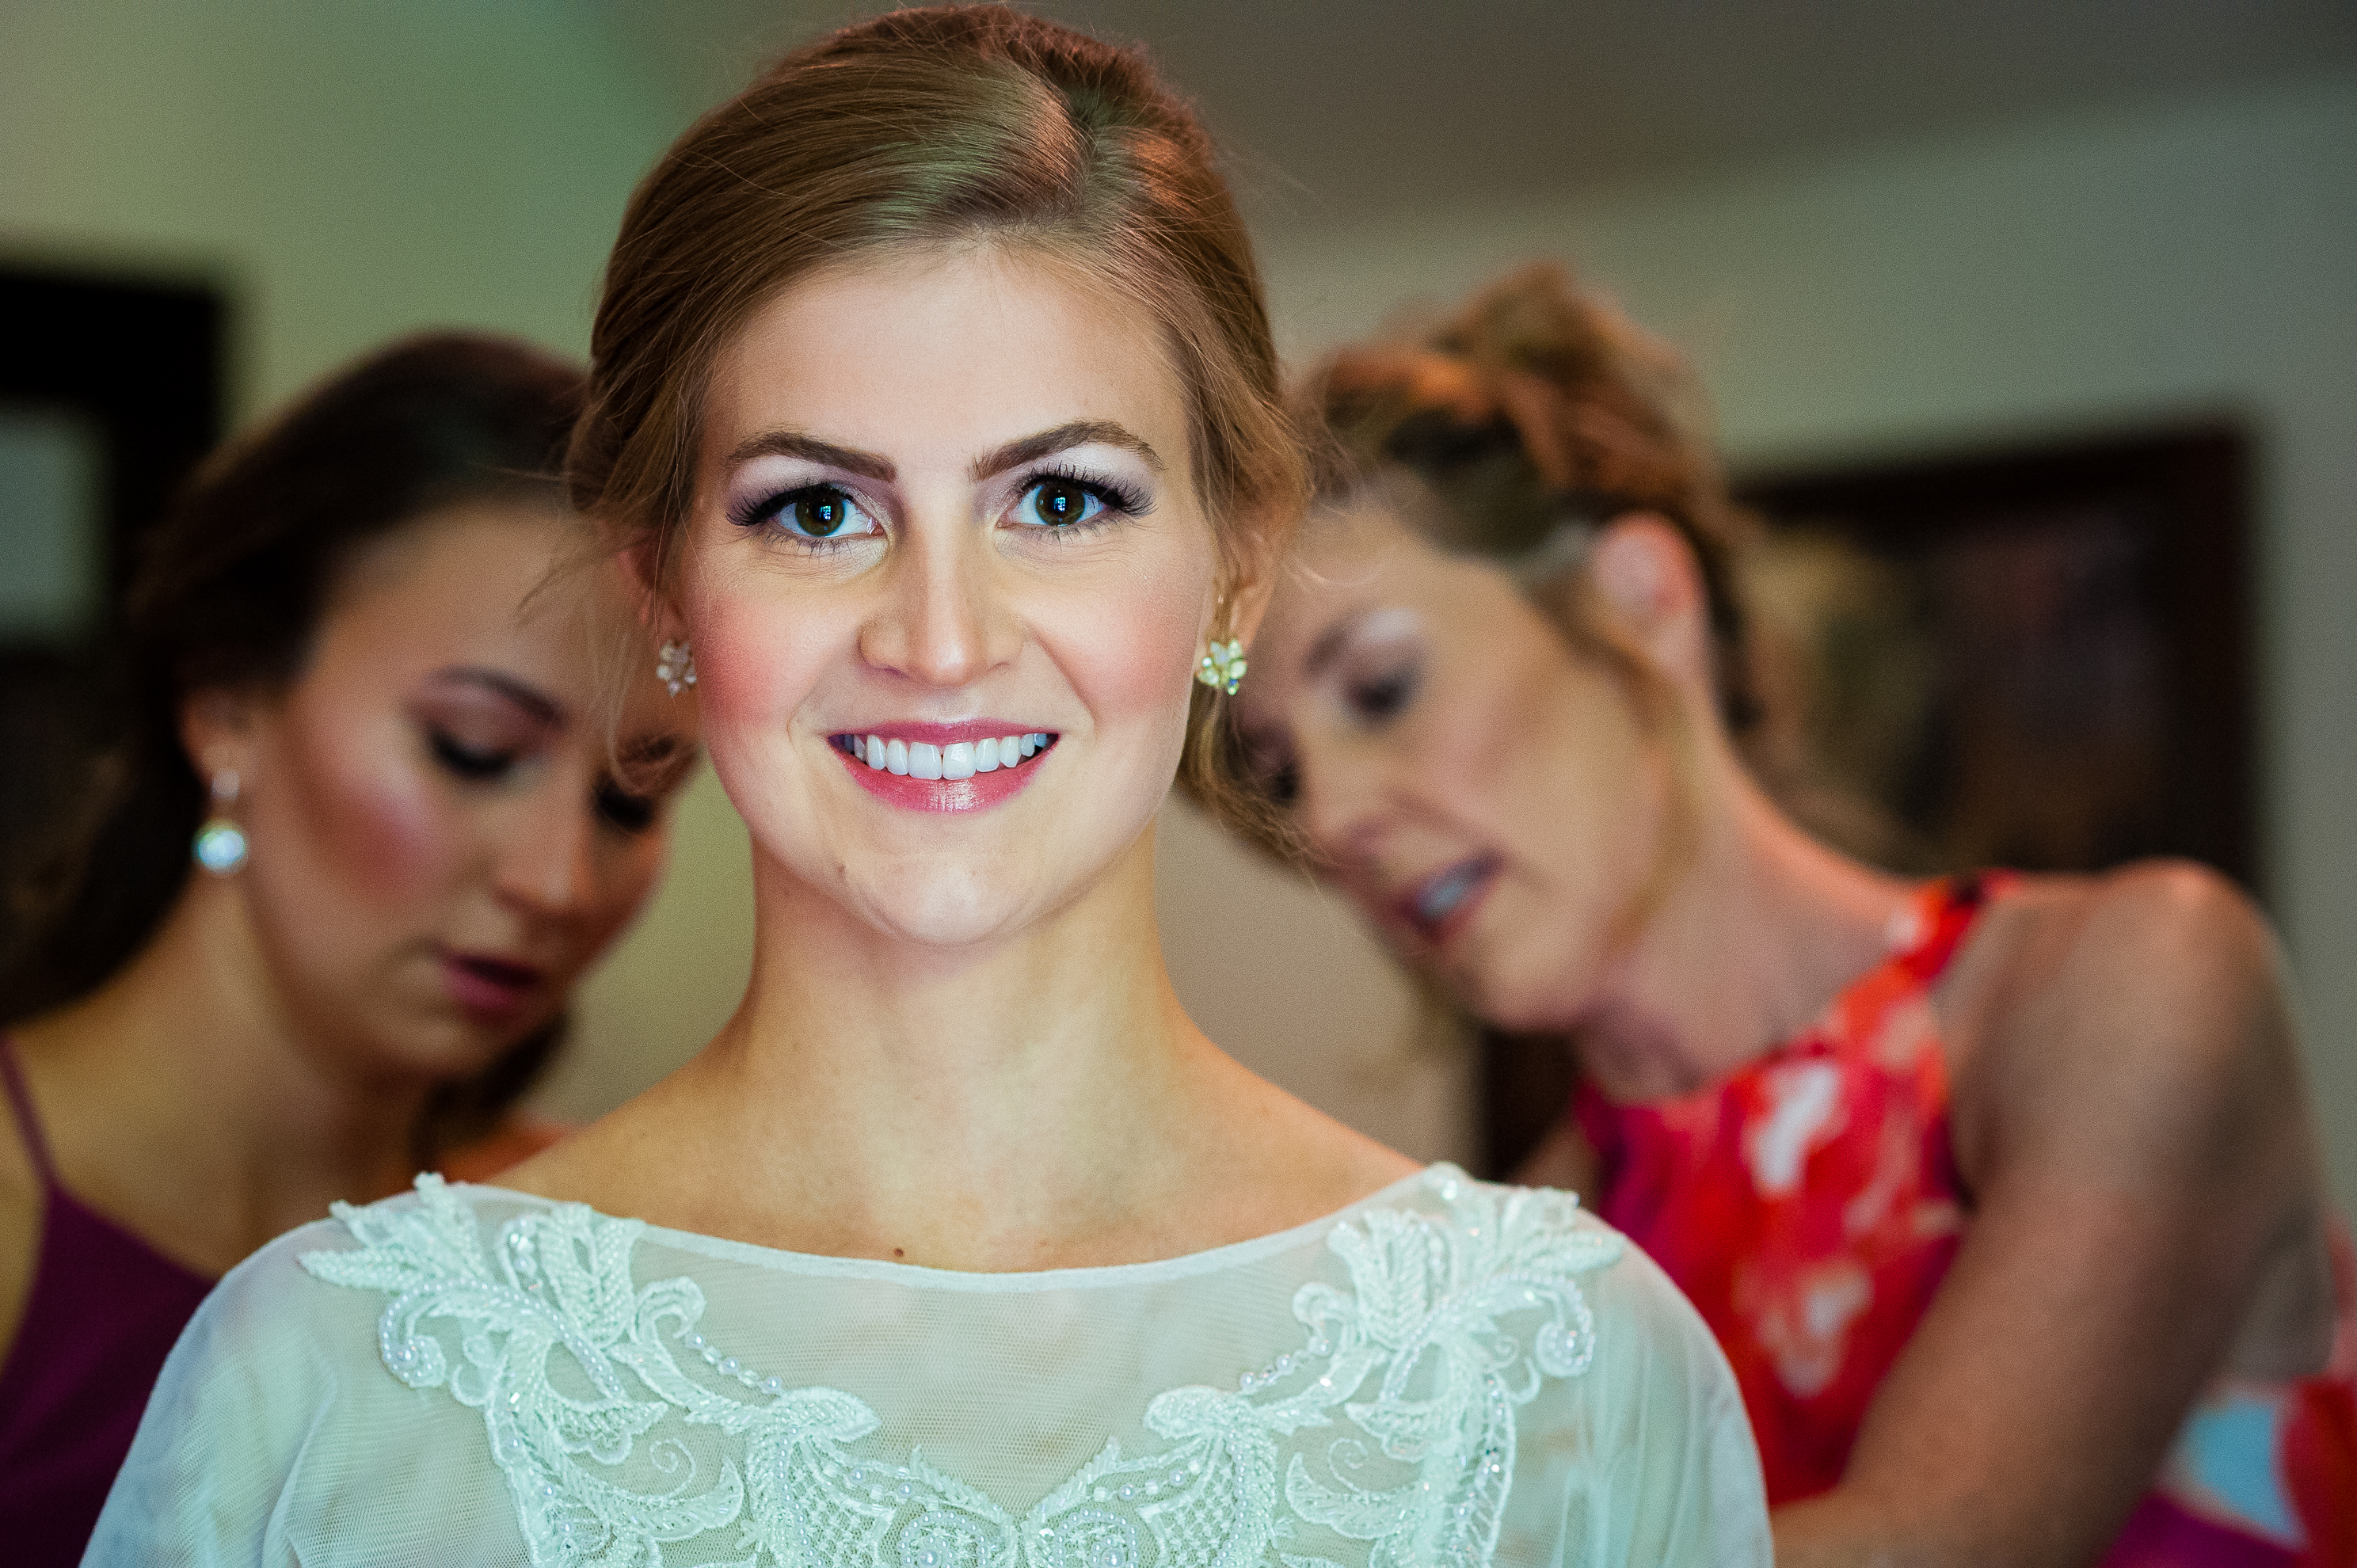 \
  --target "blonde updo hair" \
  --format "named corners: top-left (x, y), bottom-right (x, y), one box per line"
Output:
top-left (568, 5), bottom-right (1302, 819)
top-left (1192, 263), bottom-right (1761, 851)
